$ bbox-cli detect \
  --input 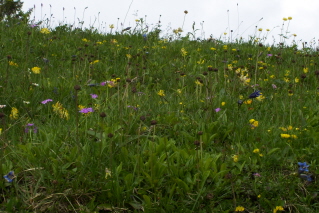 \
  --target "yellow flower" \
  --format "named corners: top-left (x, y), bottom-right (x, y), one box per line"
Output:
top-left (303, 67), bottom-right (308, 73)
top-left (9, 61), bottom-right (18, 67)
top-left (258, 194), bottom-right (261, 198)
top-left (232, 155), bottom-right (239, 163)
top-left (89, 60), bottom-right (99, 65)
top-left (283, 17), bottom-right (288, 21)
top-left (244, 100), bottom-right (252, 105)
top-left (221, 102), bottom-right (226, 106)
top-left (109, 24), bottom-right (114, 29)
top-left (253, 149), bottom-right (260, 153)
top-left (157, 90), bottom-right (165, 96)
top-left (31, 67), bottom-right (41, 74)
top-left (295, 77), bottom-right (299, 83)
top-left (273, 206), bottom-right (284, 213)
top-left (9, 107), bottom-right (18, 119)
top-left (195, 80), bottom-right (203, 86)
top-left (210, 47), bottom-right (216, 51)
top-left (235, 206), bottom-right (244, 212)
top-left (258, 28), bottom-right (262, 31)
top-left (177, 89), bottom-right (182, 94)
top-left (249, 119), bottom-right (259, 129)
top-left (40, 28), bottom-right (51, 34)
top-left (105, 168), bottom-right (112, 179)
top-left (0, 128), bottom-right (2, 135)
top-left (52, 102), bottom-right (69, 120)
top-left (288, 17), bottom-right (292, 20)
top-left (256, 95), bottom-right (265, 101)
top-left (281, 134), bottom-right (290, 138)
top-left (82, 38), bottom-right (89, 42)
top-left (181, 48), bottom-right (187, 57)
